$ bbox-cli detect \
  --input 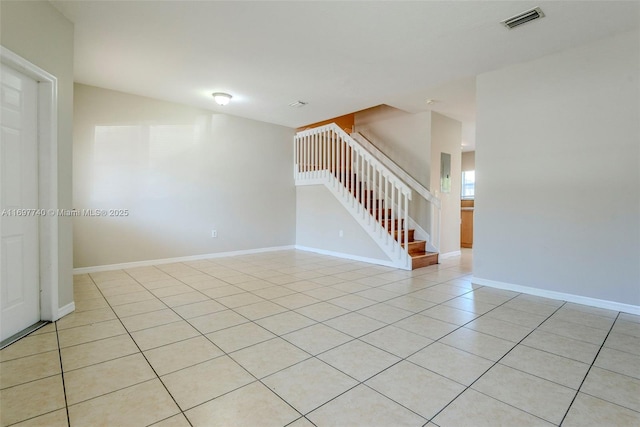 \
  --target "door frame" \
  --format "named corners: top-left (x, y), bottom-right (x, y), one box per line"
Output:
top-left (1, 46), bottom-right (59, 321)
